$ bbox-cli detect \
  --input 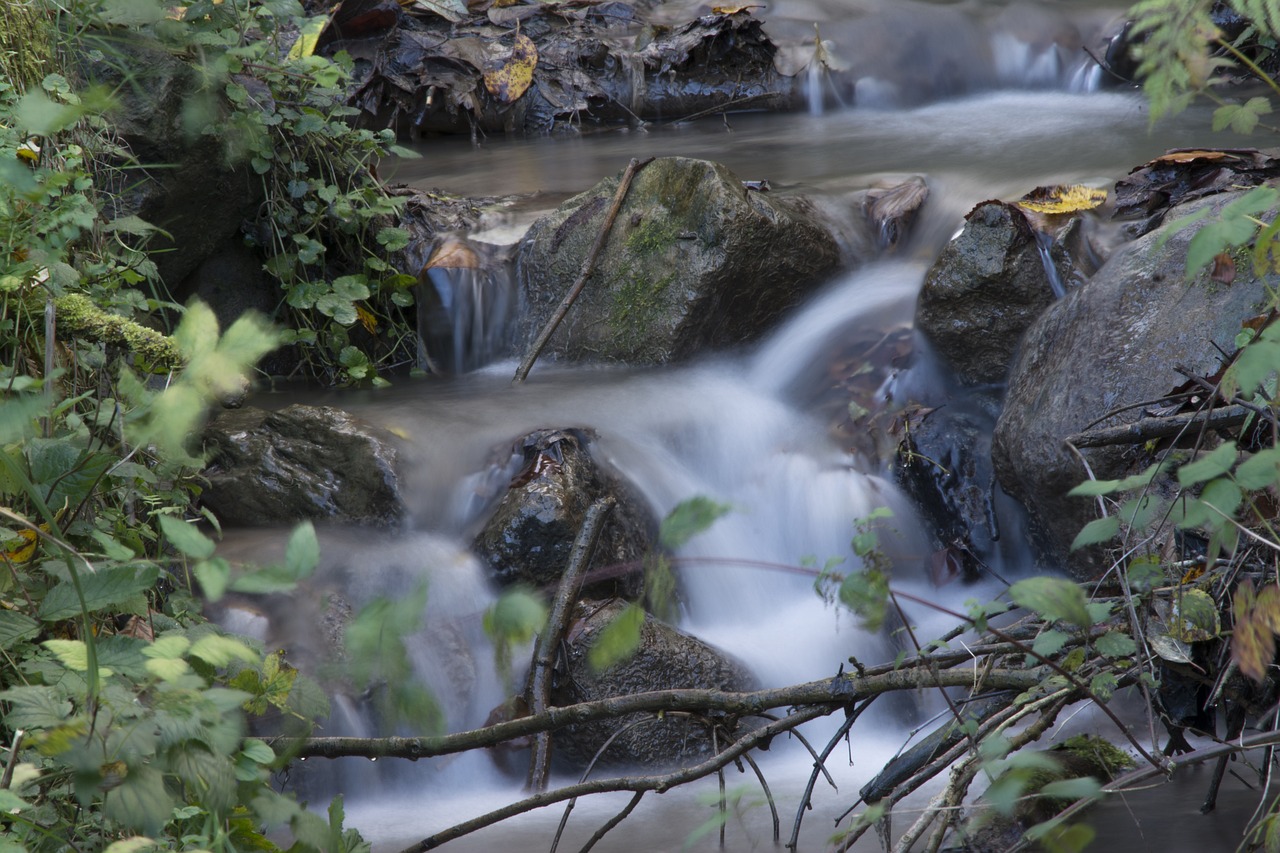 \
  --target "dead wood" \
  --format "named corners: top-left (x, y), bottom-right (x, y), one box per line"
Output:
top-left (527, 497), bottom-right (615, 791)
top-left (1064, 405), bottom-right (1249, 448)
